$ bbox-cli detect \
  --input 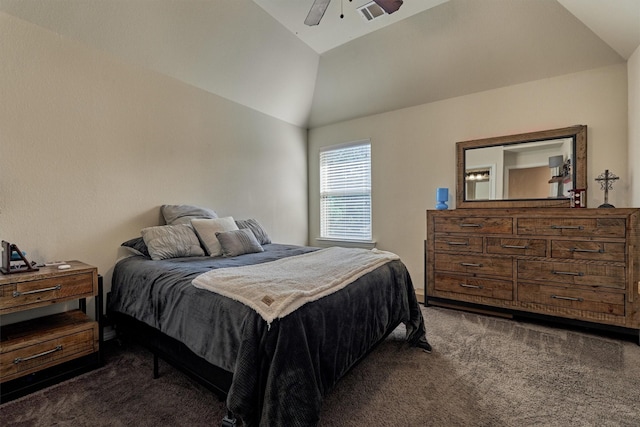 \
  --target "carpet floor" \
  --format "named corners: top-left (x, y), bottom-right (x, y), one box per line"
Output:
top-left (1, 306), bottom-right (639, 426)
